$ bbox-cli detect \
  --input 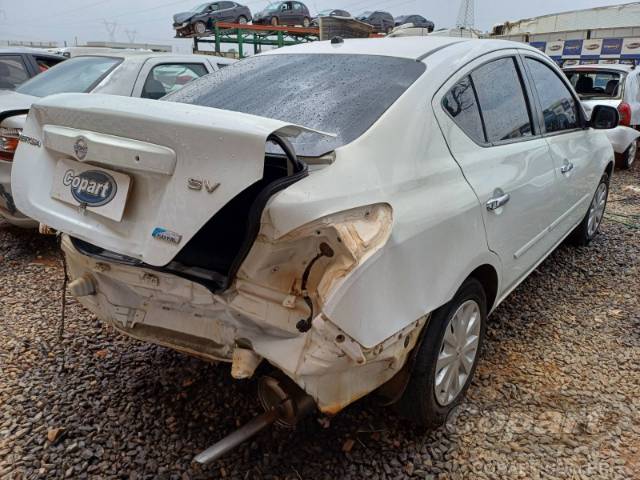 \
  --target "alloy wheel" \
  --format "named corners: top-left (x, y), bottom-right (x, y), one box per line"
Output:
top-left (587, 182), bottom-right (608, 237)
top-left (628, 140), bottom-right (637, 167)
top-left (434, 300), bottom-right (481, 406)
